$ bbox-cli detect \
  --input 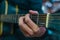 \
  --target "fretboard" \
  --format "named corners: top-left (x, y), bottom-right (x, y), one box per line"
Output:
top-left (0, 13), bottom-right (60, 26)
